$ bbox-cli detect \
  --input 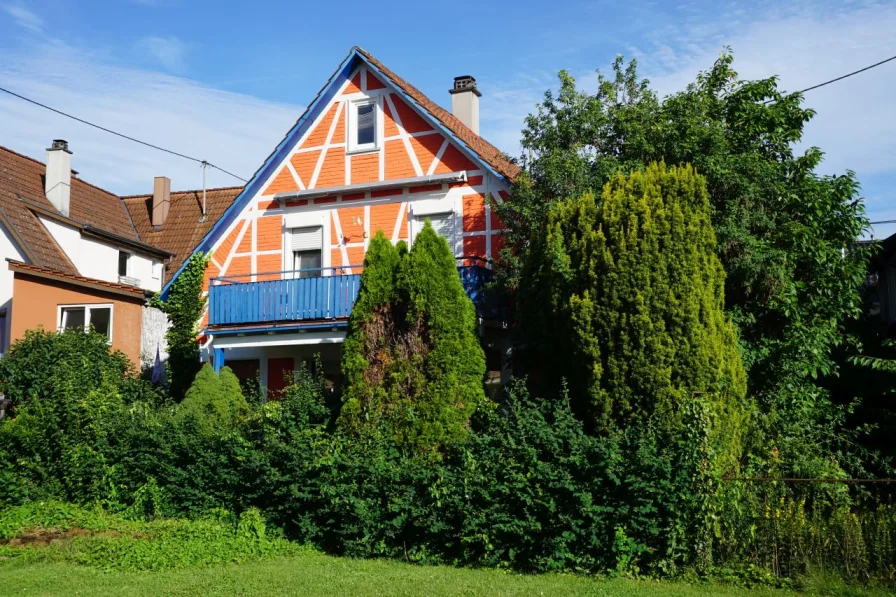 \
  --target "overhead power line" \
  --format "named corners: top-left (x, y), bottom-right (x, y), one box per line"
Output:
top-left (765, 53), bottom-right (896, 104)
top-left (0, 85), bottom-right (248, 183)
